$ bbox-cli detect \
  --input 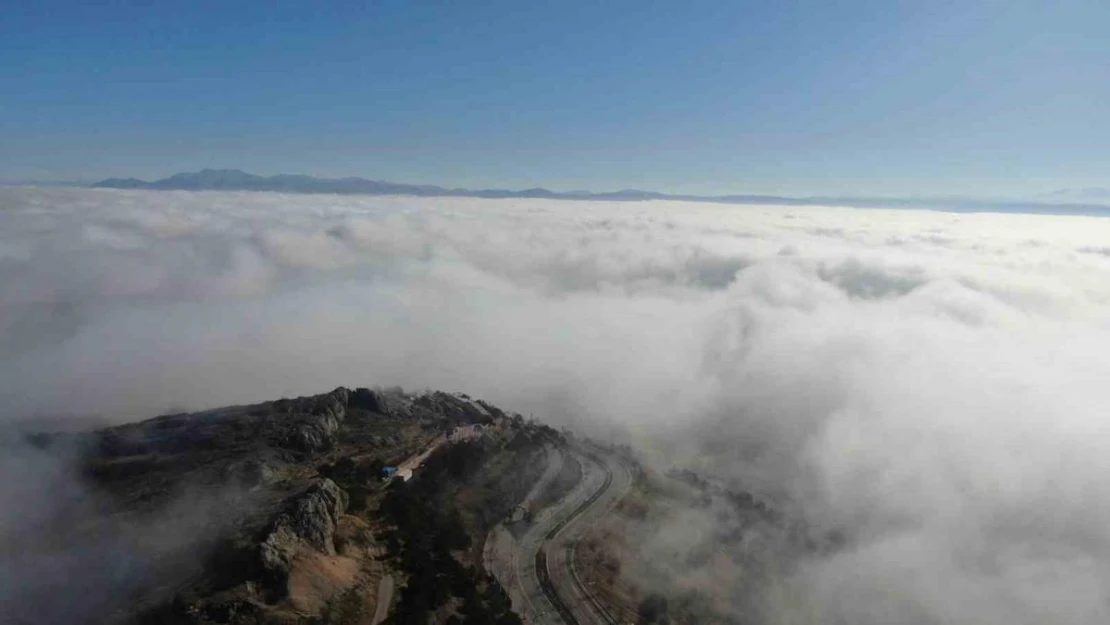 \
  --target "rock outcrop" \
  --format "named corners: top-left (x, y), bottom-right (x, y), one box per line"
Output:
top-left (414, 391), bottom-right (503, 424)
top-left (348, 387), bottom-right (382, 412)
top-left (258, 478), bottom-right (349, 595)
top-left (277, 388), bottom-right (350, 453)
